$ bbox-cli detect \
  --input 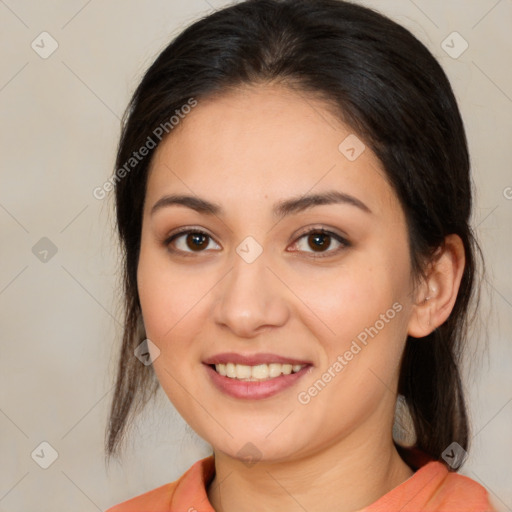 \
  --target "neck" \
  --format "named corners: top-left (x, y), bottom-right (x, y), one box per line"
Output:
top-left (207, 430), bottom-right (414, 512)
